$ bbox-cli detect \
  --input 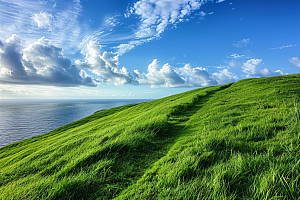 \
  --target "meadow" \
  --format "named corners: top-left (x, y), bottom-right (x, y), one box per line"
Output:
top-left (0, 74), bottom-right (299, 199)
